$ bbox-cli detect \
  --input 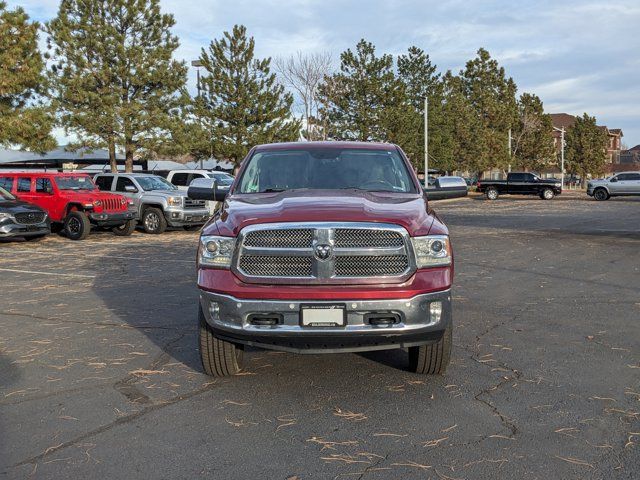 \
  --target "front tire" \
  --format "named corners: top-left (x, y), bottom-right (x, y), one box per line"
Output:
top-left (142, 207), bottom-right (167, 234)
top-left (486, 187), bottom-right (499, 200)
top-left (541, 188), bottom-right (555, 200)
top-left (408, 324), bottom-right (452, 375)
top-left (64, 211), bottom-right (91, 241)
top-left (593, 188), bottom-right (609, 201)
top-left (199, 307), bottom-right (243, 376)
top-left (112, 219), bottom-right (137, 236)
